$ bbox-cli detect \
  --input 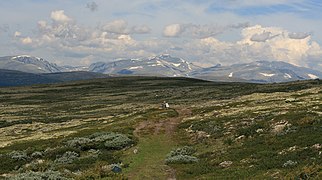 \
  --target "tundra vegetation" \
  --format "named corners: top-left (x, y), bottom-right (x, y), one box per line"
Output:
top-left (0, 77), bottom-right (321, 179)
